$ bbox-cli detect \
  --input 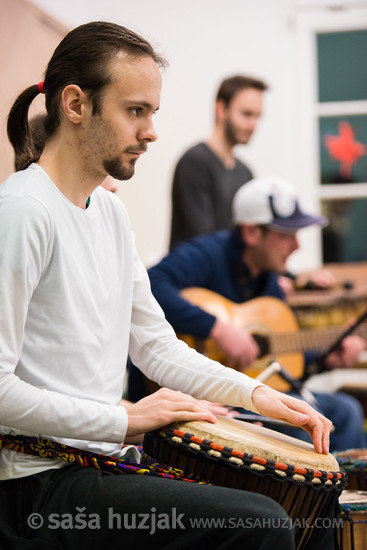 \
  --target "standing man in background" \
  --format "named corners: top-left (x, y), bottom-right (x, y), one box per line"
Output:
top-left (170, 75), bottom-right (267, 250)
top-left (169, 75), bottom-right (335, 293)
